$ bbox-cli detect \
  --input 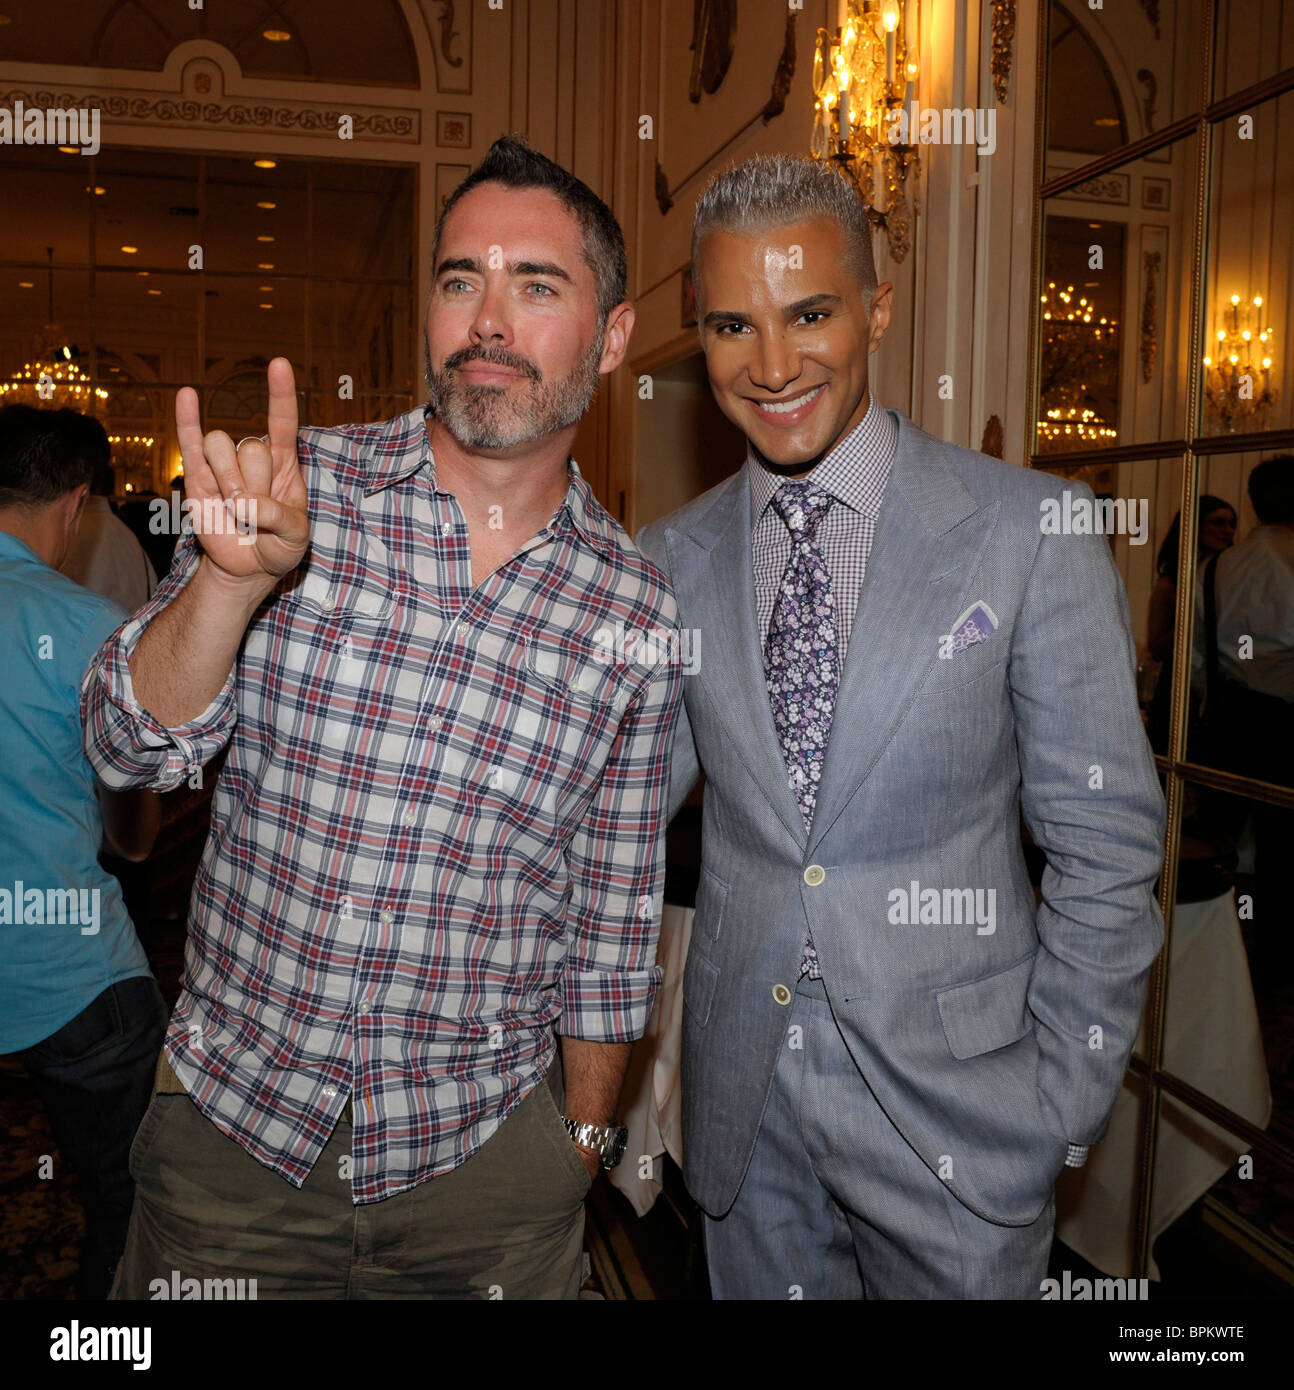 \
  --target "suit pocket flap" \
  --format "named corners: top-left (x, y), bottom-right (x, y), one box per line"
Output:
top-left (683, 949), bottom-right (720, 1027)
top-left (934, 952), bottom-right (1035, 1060)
